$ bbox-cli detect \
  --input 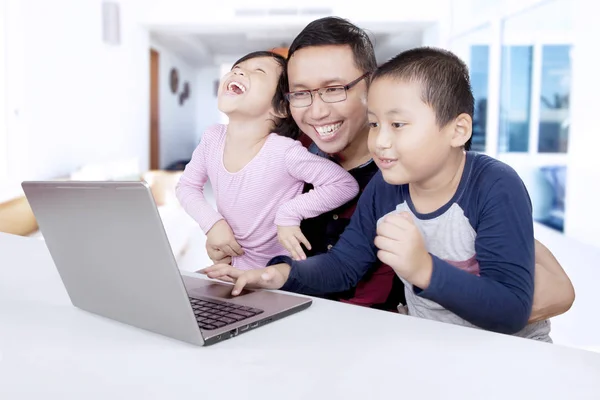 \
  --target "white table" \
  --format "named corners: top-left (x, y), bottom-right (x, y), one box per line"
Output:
top-left (1, 232), bottom-right (599, 399)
